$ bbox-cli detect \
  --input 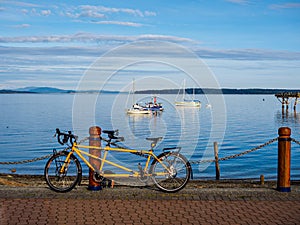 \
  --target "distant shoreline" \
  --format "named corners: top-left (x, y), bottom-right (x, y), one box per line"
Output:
top-left (1, 87), bottom-right (300, 95)
top-left (135, 88), bottom-right (300, 95)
